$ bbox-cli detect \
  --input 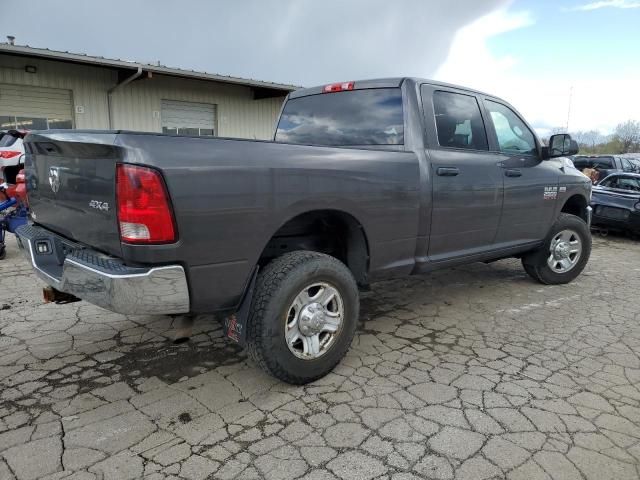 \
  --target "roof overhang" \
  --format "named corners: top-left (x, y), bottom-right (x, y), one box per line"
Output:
top-left (0, 43), bottom-right (297, 97)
